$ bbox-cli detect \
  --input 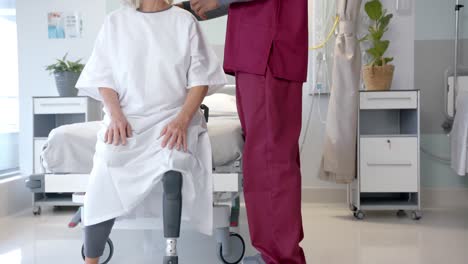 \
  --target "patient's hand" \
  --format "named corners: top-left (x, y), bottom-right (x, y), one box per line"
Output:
top-left (160, 115), bottom-right (190, 152)
top-left (105, 113), bottom-right (133, 146)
